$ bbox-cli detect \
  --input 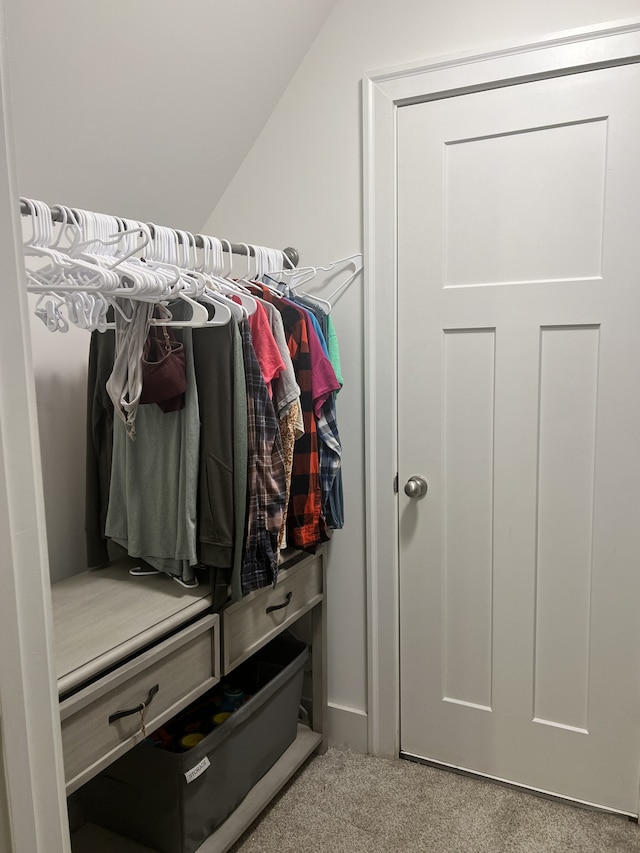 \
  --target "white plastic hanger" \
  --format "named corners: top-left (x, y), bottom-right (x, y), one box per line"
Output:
top-left (22, 199), bottom-right (118, 293)
top-left (251, 246), bottom-right (293, 297)
top-left (141, 224), bottom-right (194, 298)
top-left (197, 237), bottom-right (246, 320)
top-left (195, 235), bottom-right (243, 323)
top-left (153, 228), bottom-right (232, 327)
top-left (279, 252), bottom-right (363, 309)
top-left (214, 239), bottom-right (257, 316)
top-left (248, 243), bottom-right (290, 287)
top-left (101, 225), bottom-right (227, 329)
top-left (148, 293), bottom-right (209, 328)
top-left (296, 288), bottom-right (332, 315)
top-left (34, 292), bottom-right (68, 333)
top-left (68, 208), bottom-right (173, 309)
top-left (65, 208), bottom-right (133, 293)
top-left (266, 248), bottom-right (308, 286)
top-left (325, 254), bottom-right (363, 304)
top-left (103, 218), bottom-right (175, 300)
top-left (252, 246), bottom-right (292, 299)
top-left (22, 200), bottom-right (130, 335)
top-left (288, 265), bottom-right (317, 290)
top-left (261, 246), bottom-right (296, 276)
